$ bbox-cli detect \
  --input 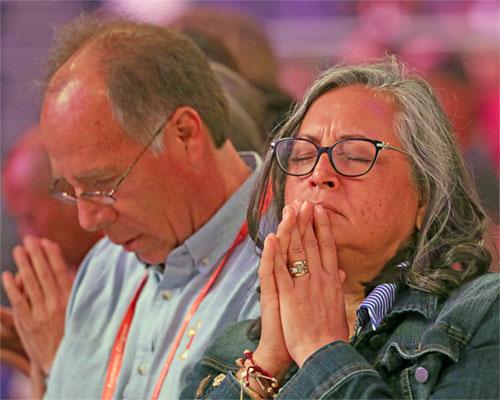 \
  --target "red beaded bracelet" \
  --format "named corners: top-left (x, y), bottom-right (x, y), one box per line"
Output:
top-left (236, 350), bottom-right (279, 398)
